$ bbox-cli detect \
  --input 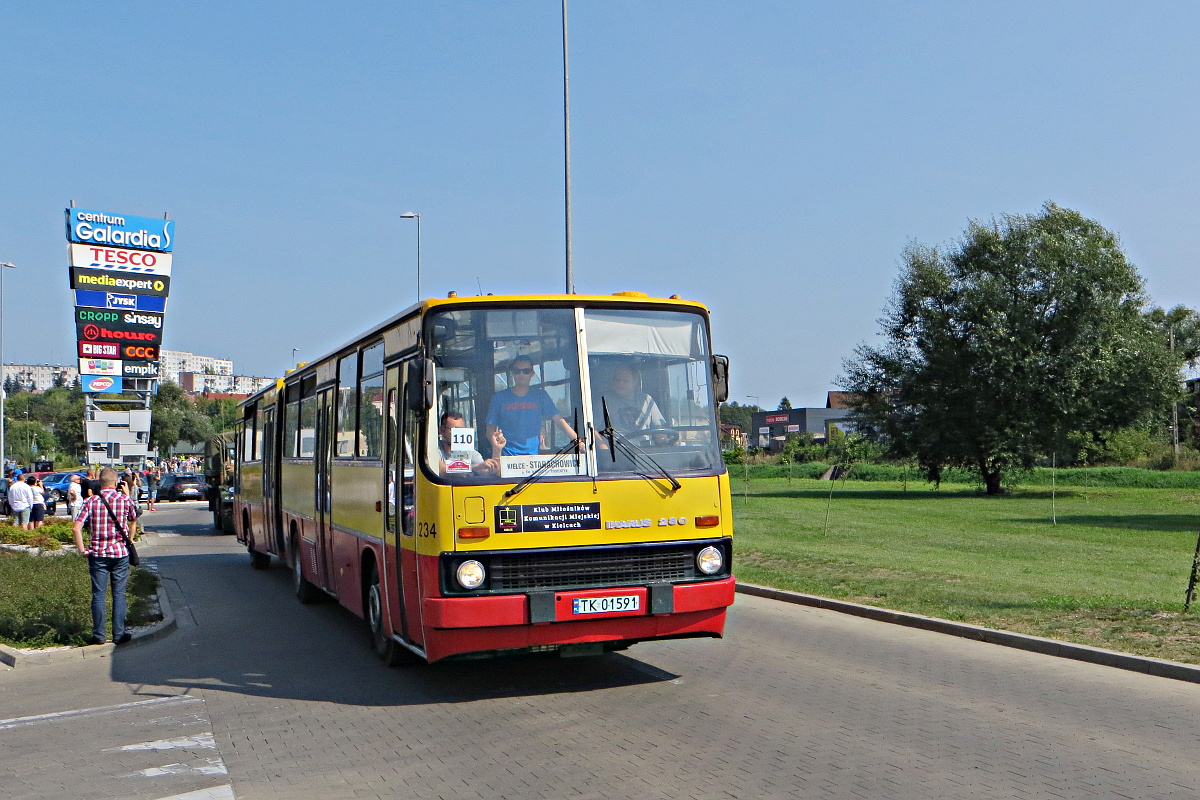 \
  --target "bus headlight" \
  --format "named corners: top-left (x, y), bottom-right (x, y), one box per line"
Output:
top-left (696, 546), bottom-right (723, 575)
top-left (456, 560), bottom-right (486, 589)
